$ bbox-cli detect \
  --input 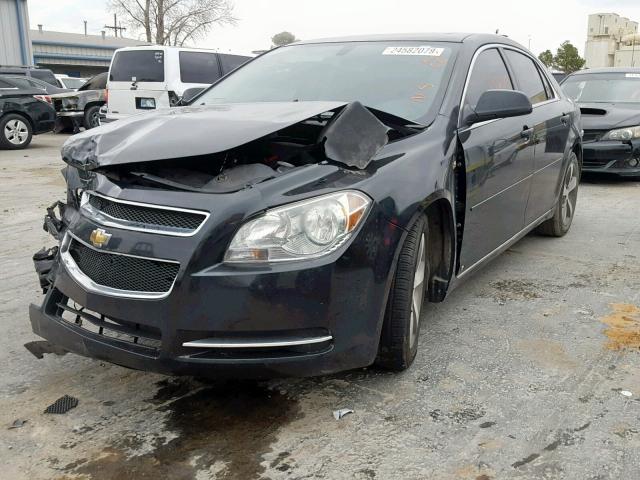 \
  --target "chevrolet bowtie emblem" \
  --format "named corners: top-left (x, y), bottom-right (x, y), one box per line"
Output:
top-left (89, 228), bottom-right (112, 248)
